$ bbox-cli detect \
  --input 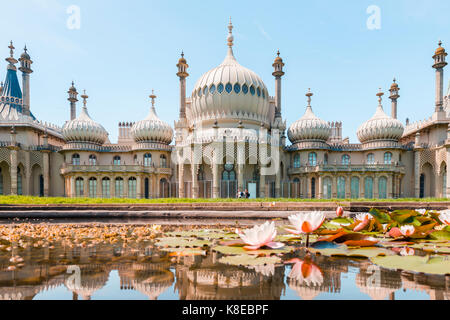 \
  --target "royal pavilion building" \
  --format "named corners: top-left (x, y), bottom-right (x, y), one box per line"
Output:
top-left (0, 22), bottom-right (449, 200)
